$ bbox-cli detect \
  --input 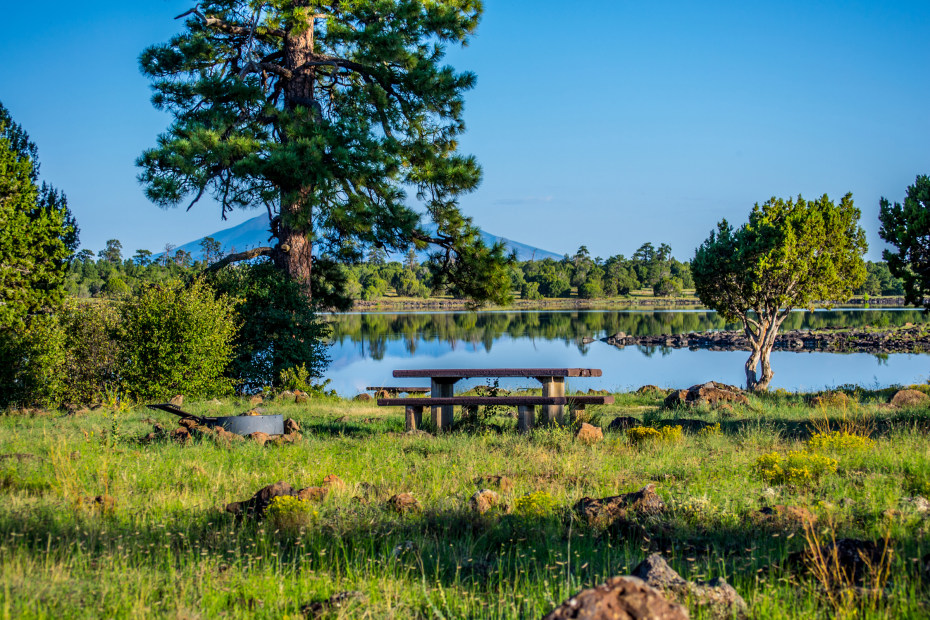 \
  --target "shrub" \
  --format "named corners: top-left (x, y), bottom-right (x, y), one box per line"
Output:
top-left (754, 451), bottom-right (838, 486)
top-left (627, 425), bottom-right (683, 445)
top-left (808, 431), bottom-right (874, 451)
top-left (627, 426), bottom-right (662, 445)
top-left (119, 280), bottom-right (237, 401)
top-left (57, 301), bottom-right (120, 405)
top-left (209, 260), bottom-right (330, 392)
top-left (513, 492), bottom-right (558, 519)
top-left (266, 495), bottom-right (315, 531)
top-left (0, 315), bottom-right (67, 408)
top-left (699, 422), bottom-right (722, 436)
